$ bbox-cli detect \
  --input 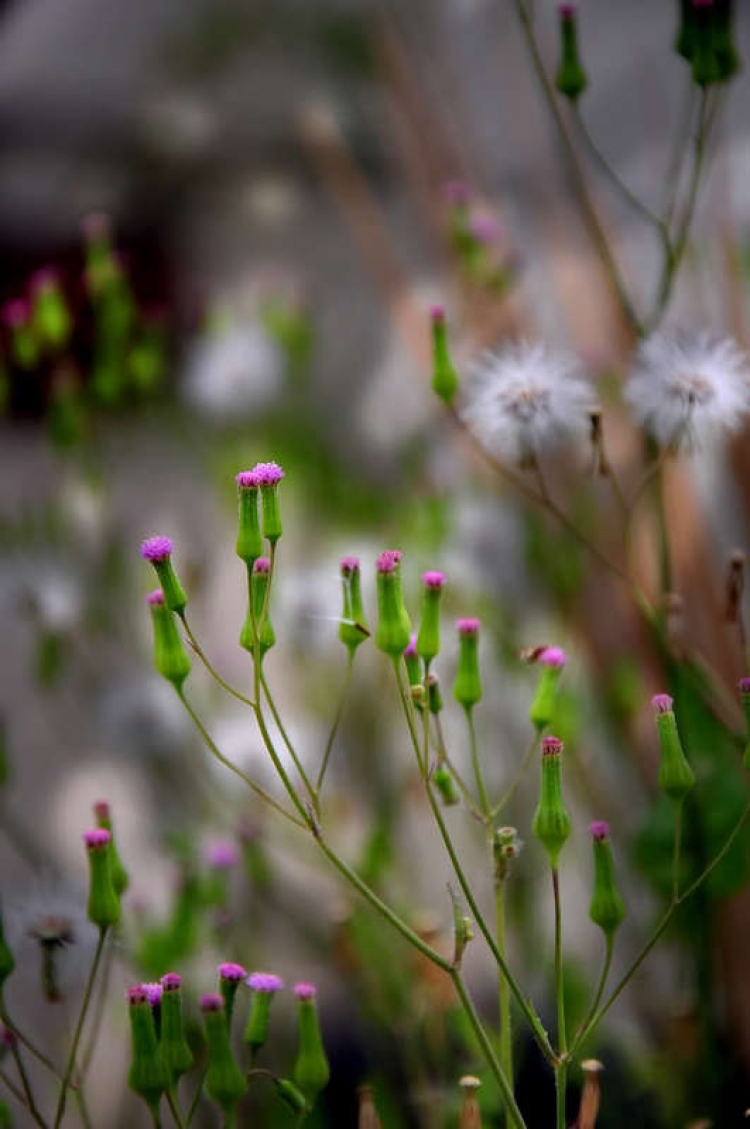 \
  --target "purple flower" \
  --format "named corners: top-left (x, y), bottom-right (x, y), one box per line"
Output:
top-left (126, 985), bottom-right (149, 1006)
top-left (141, 981), bottom-right (163, 1006)
top-left (430, 305), bottom-right (445, 324)
top-left (539, 647), bottom-right (567, 670)
top-left (457, 617), bottom-right (480, 636)
top-left (2, 299), bottom-right (30, 328)
top-left (441, 181), bottom-right (472, 207)
top-left (146, 589), bottom-right (164, 606)
top-left (423, 571), bottom-right (445, 590)
top-left (340, 557), bottom-right (360, 576)
top-left (651, 693), bottom-right (674, 715)
top-left (376, 550), bottom-right (402, 574)
top-left (251, 461), bottom-right (285, 486)
top-left (247, 972), bottom-right (284, 994)
top-left (253, 557), bottom-right (271, 575)
top-left (93, 800), bottom-right (111, 821)
top-left (236, 469), bottom-right (261, 489)
top-left (404, 634), bottom-right (417, 659)
top-left (140, 536), bottom-right (173, 563)
top-left (739, 677), bottom-right (750, 695)
top-left (468, 213), bottom-right (503, 245)
top-left (589, 821), bottom-right (610, 842)
top-left (293, 981), bottom-right (317, 1002)
top-left (204, 839), bottom-right (238, 870)
top-left (161, 972), bottom-right (182, 992)
top-left (199, 993), bottom-right (224, 1013)
top-left (218, 962), bottom-right (247, 982)
top-left (83, 828), bottom-right (111, 850)
top-left (541, 736), bottom-right (564, 757)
